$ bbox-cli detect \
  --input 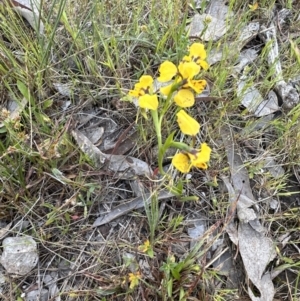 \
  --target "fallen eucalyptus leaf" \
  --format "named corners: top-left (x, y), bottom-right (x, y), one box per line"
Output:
top-left (237, 207), bottom-right (257, 223)
top-left (129, 179), bottom-right (147, 197)
top-left (207, 0), bottom-right (229, 20)
top-left (72, 130), bottom-right (152, 179)
top-left (237, 80), bottom-right (264, 113)
top-left (105, 130), bottom-right (138, 155)
top-left (221, 125), bottom-right (256, 201)
top-left (222, 105), bottom-right (277, 295)
top-left (207, 48), bottom-right (224, 65)
top-left (254, 91), bottom-right (279, 117)
top-left (78, 115), bottom-right (121, 152)
top-left (221, 125), bottom-right (266, 231)
top-left (207, 22), bottom-right (260, 65)
top-left (259, 24), bottom-right (299, 109)
top-left (53, 82), bottom-right (73, 97)
top-left (25, 288), bottom-right (49, 301)
top-left (83, 127), bottom-right (104, 144)
top-left (263, 157), bottom-right (285, 178)
top-left (187, 220), bottom-right (206, 249)
top-left (44, 273), bottom-right (60, 301)
top-left (212, 249), bottom-right (242, 289)
top-left (277, 8), bottom-right (292, 26)
top-left (248, 273), bottom-right (274, 301)
top-left (238, 79), bottom-right (279, 117)
top-left (232, 48), bottom-right (259, 76)
top-left (10, 0), bottom-right (44, 34)
top-left (93, 190), bottom-right (174, 227)
top-left (220, 176), bottom-right (238, 245)
top-left (237, 22), bottom-right (260, 48)
top-left (240, 114), bottom-right (274, 136)
top-left (139, 259), bottom-right (155, 280)
top-left (225, 222), bottom-right (239, 246)
top-left (238, 223), bottom-right (276, 301)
